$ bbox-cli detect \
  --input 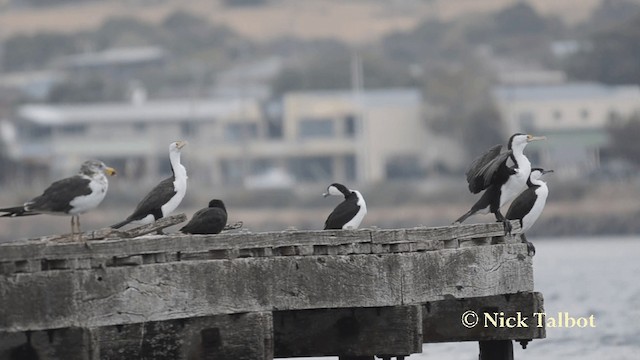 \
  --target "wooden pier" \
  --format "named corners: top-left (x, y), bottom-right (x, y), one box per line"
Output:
top-left (0, 220), bottom-right (544, 359)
